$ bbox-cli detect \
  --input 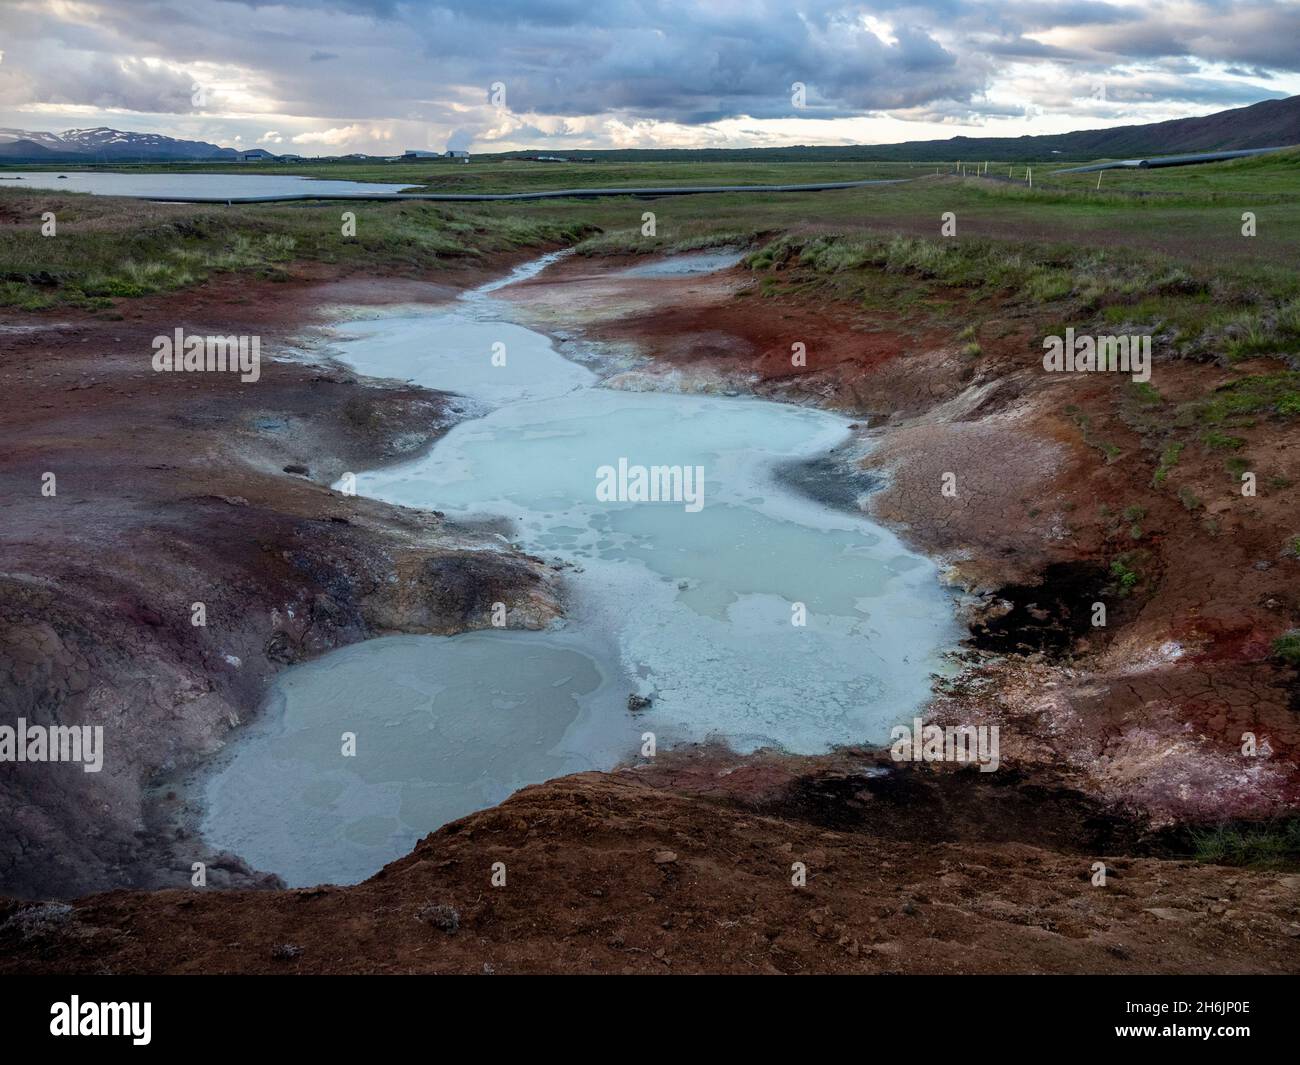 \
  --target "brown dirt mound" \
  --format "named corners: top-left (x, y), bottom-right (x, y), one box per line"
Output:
top-left (3, 767), bottom-right (1296, 975)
